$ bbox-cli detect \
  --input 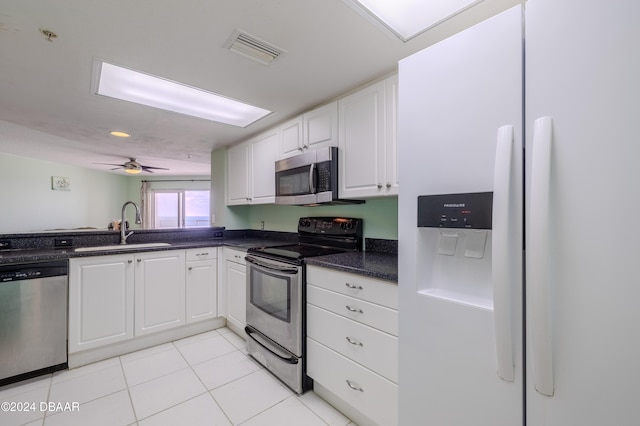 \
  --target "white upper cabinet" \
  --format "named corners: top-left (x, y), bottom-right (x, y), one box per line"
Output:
top-left (227, 128), bottom-right (279, 205)
top-left (280, 115), bottom-right (304, 158)
top-left (227, 142), bottom-right (250, 205)
top-left (339, 74), bottom-right (398, 199)
top-left (304, 101), bottom-right (338, 151)
top-left (279, 102), bottom-right (338, 159)
top-left (250, 129), bottom-right (279, 203)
